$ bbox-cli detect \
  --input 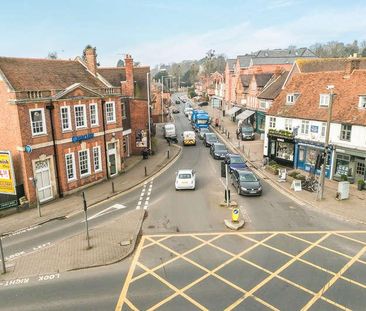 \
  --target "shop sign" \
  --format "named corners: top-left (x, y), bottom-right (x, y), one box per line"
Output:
top-left (72, 133), bottom-right (94, 143)
top-left (277, 138), bottom-right (284, 142)
top-left (310, 125), bottom-right (318, 133)
top-left (0, 151), bottom-right (16, 195)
